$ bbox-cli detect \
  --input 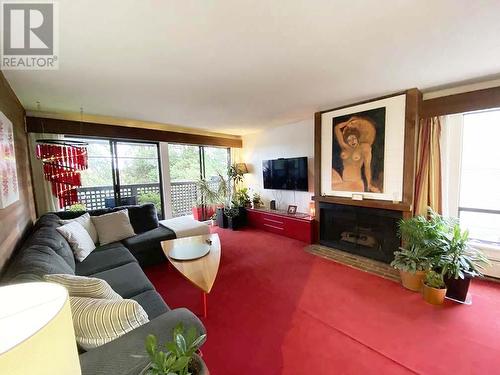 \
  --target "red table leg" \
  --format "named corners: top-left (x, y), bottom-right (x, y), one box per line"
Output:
top-left (201, 292), bottom-right (208, 318)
